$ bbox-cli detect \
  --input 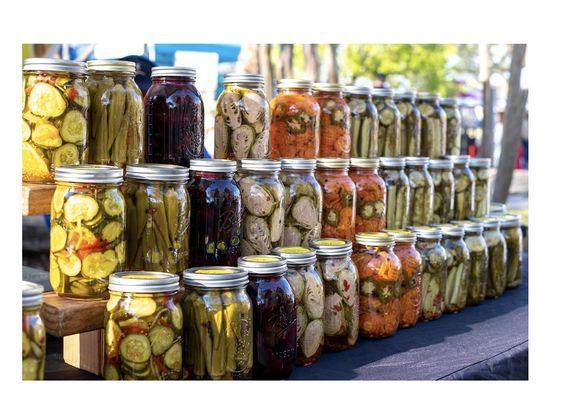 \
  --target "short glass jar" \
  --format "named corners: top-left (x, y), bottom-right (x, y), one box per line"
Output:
top-left (394, 90), bottom-right (421, 156)
top-left (440, 98), bottom-right (462, 155)
top-left (313, 83), bottom-right (351, 158)
top-left (379, 157), bottom-right (410, 229)
top-left (489, 202), bottom-right (508, 217)
top-left (22, 281), bottom-right (45, 380)
top-left (446, 155), bottom-right (476, 220)
top-left (405, 157), bottom-right (434, 226)
top-left (417, 93), bottom-right (447, 158)
top-left (499, 214), bottom-right (523, 289)
top-left (344, 86), bottom-right (378, 157)
top-left (428, 158), bottom-right (455, 224)
top-left (438, 224), bottom-right (470, 313)
top-left (469, 157), bottom-right (492, 218)
top-left (372, 88), bottom-right (401, 157)
top-left (349, 158), bottom-right (386, 232)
